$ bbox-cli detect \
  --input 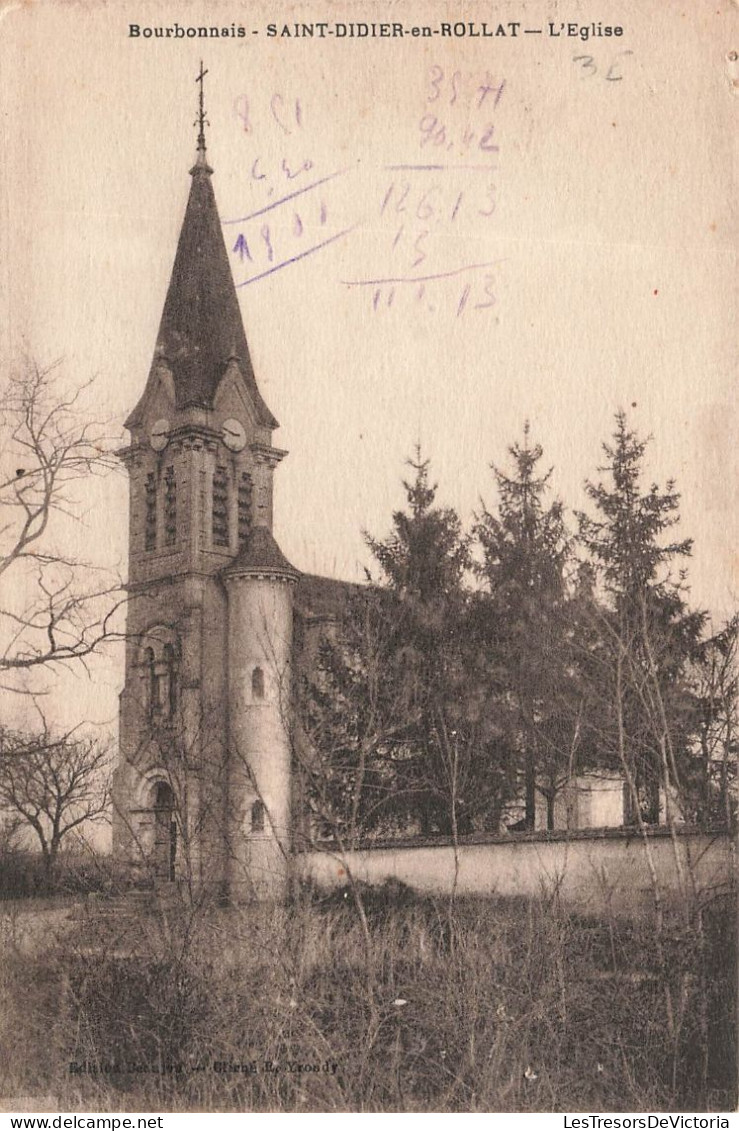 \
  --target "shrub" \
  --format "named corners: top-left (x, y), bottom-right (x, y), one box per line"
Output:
top-left (0, 889), bottom-right (734, 1112)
